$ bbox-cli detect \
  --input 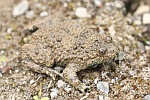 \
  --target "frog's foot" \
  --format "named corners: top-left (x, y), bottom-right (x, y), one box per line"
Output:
top-left (22, 59), bottom-right (63, 80)
top-left (63, 63), bottom-right (89, 92)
